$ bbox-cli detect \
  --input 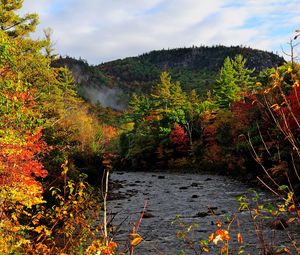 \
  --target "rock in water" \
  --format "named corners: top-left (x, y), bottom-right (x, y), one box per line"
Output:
top-left (269, 218), bottom-right (288, 230)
